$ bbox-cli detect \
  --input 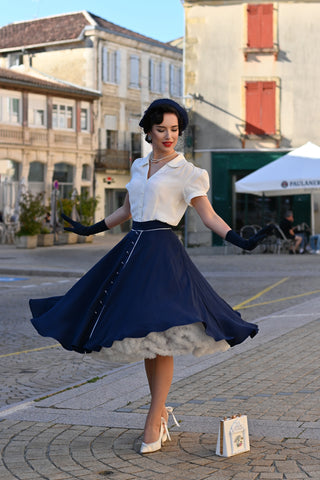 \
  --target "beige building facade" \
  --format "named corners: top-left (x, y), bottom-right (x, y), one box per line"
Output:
top-left (0, 67), bottom-right (99, 220)
top-left (183, 0), bottom-right (320, 244)
top-left (0, 11), bottom-right (183, 231)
